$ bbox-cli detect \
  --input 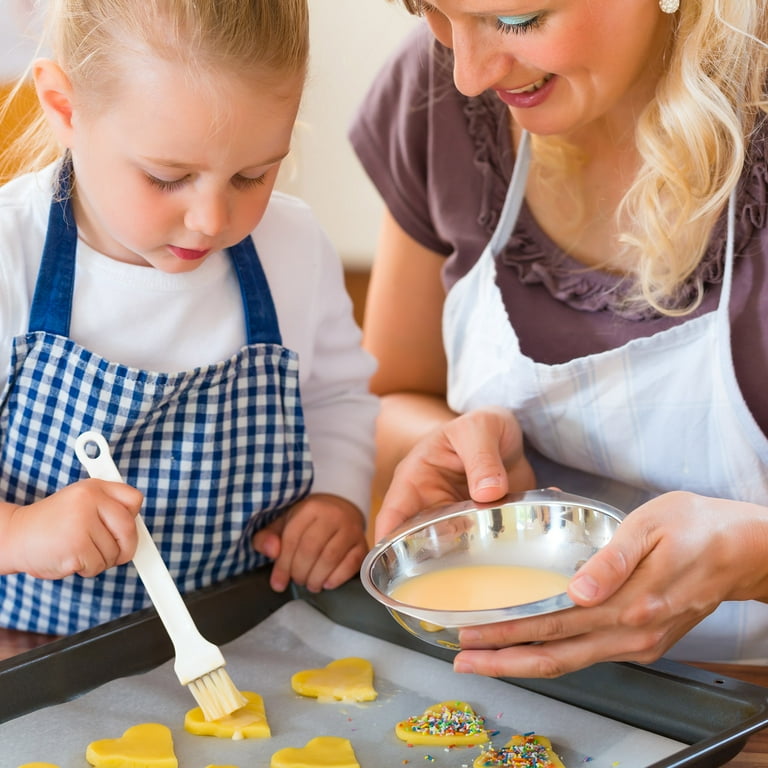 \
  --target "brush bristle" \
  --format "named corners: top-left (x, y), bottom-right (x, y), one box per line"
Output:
top-left (187, 667), bottom-right (247, 721)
